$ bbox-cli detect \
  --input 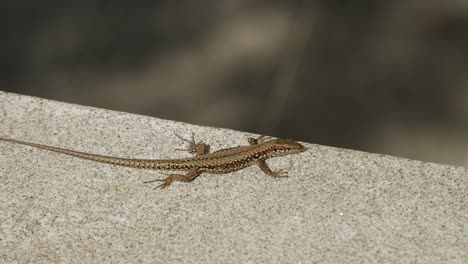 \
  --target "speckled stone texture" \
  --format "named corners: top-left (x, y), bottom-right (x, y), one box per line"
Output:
top-left (0, 91), bottom-right (467, 263)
